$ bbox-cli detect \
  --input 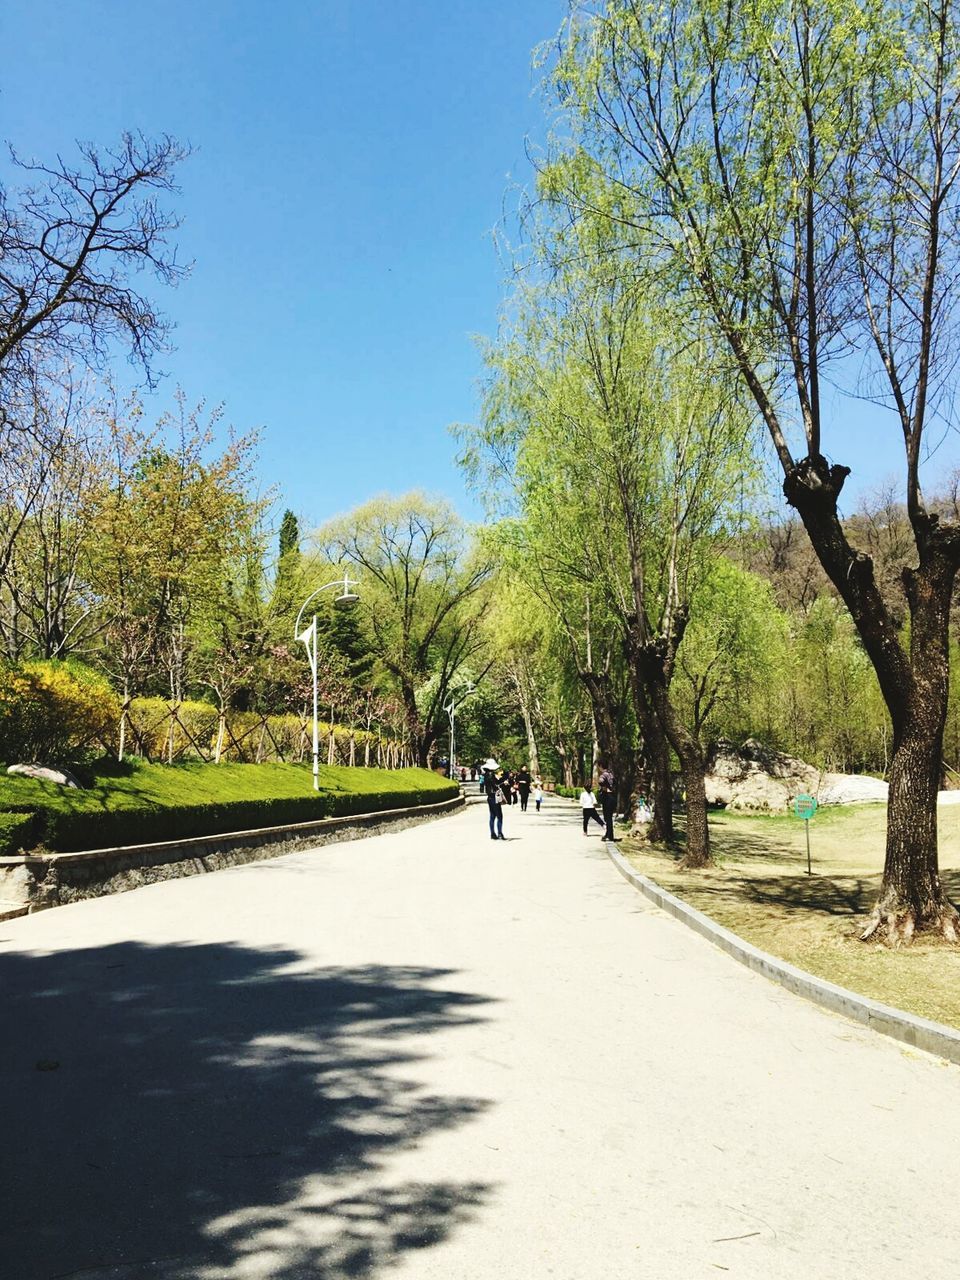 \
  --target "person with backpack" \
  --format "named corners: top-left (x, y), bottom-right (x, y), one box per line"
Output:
top-left (598, 761), bottom-right (617, 842)
top-left (482, 757), bottom-right (506, 841)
